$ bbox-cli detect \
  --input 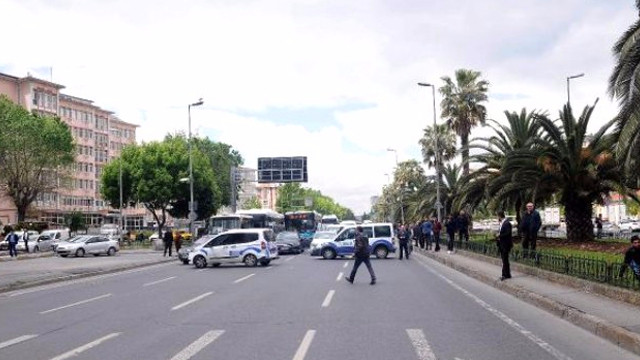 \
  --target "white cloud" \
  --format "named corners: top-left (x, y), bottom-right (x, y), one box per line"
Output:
top-left (0, 0), bottom-right (636, 214)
